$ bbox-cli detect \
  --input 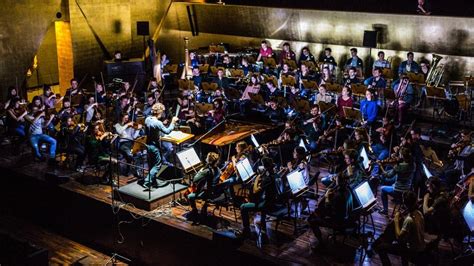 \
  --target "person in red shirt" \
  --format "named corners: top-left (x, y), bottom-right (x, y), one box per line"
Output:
top-left (278, 42), bottom-right (296, 66)
top-left (256, 40), bottom-right (273, 62)
top-left (337, 86), bottom-right (354, 118)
